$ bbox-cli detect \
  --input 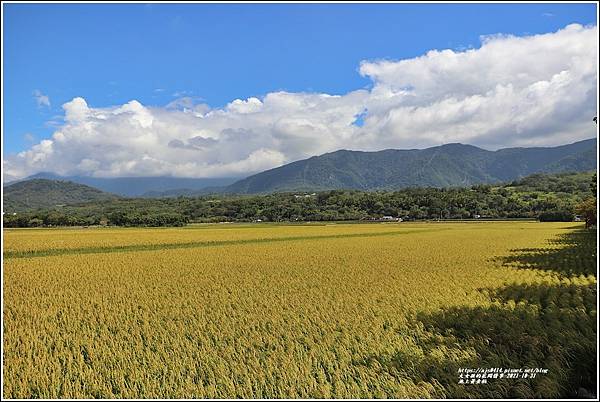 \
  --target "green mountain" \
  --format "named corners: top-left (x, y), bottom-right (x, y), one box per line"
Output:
top-left (224, 138), bottom-right (597, 194)
top-left (3, 179), bottom-right (118, 212)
